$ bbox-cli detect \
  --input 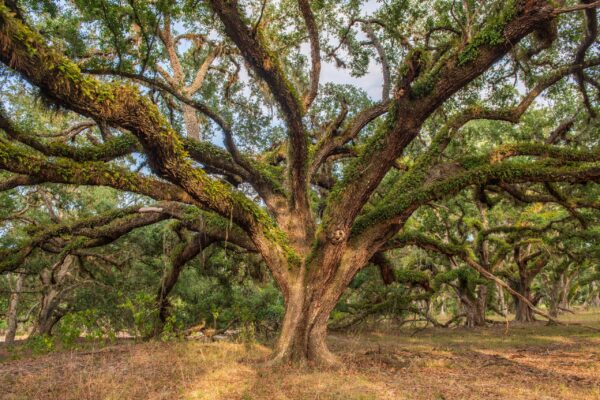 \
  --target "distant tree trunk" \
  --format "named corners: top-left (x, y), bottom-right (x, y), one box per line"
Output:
top-left (460, 292), bottom-right (486, 328)
top-left (496, 283), bottom-right (508, 316)
top-left (513, 290), bottom-right (536, 323)
top-left (475, 285), bottom-right (488, 325)
top-left (439, 294), bottom-right (447, 318)
top-left (549, 272), bottom-right (571, 318)
top-left (30, 256), bottom-right (76, 337)
top-left (152, 236), bottom-right (212, 337)
top-left (5, 273), bottom-right (24, 345)
top-left (511, 246), bottom-right (547, 323)
top-left (590, 289), bottom-right (600, 307)
top-left (454, 283), bottom-right (487, 328)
